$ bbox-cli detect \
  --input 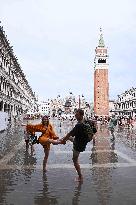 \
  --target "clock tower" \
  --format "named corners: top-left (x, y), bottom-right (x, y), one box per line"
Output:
top-left (94, 28), bottom-right (109, 116)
